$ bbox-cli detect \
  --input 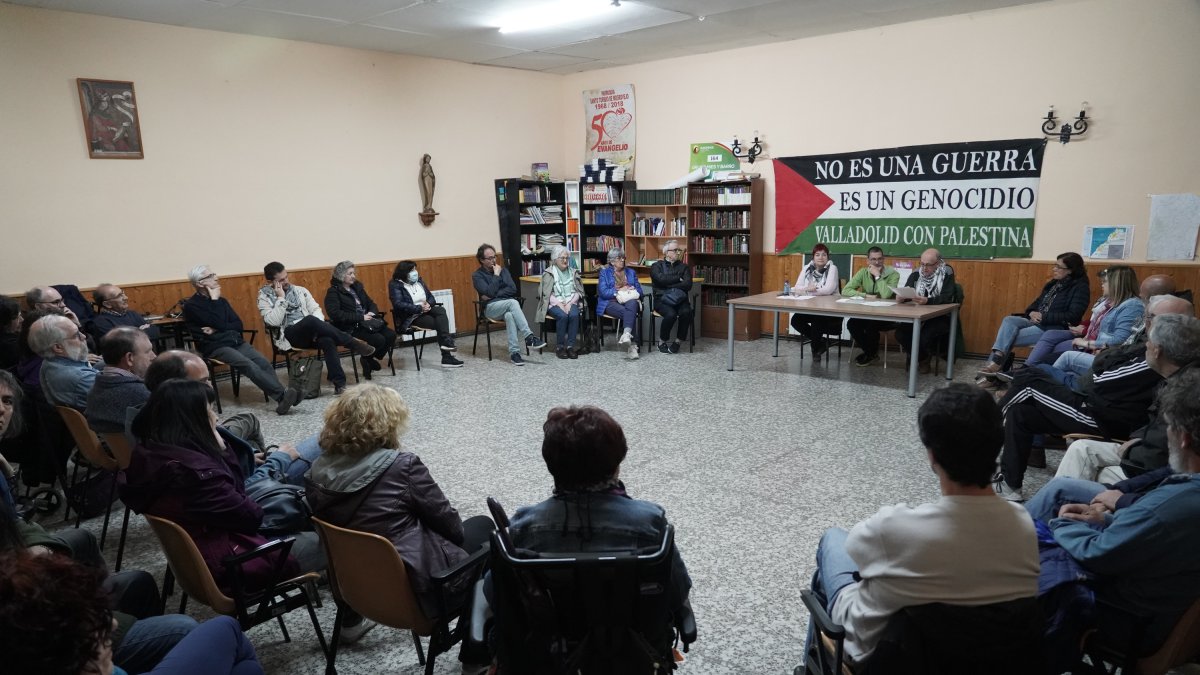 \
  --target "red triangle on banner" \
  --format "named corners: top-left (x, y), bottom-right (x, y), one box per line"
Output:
top-left (773, 159), bottom-right (834, 254)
